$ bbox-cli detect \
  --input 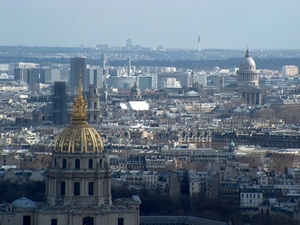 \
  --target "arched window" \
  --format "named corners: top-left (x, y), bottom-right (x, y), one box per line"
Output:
top-left (99, 159), bottom-right (102, 168)
top-left (82, 217), bottom-right (94, 225)
top-left (88, 159), bottom-right (93, 169)
top-left (62, 159), bottom-right (67, 169)
top-left (75, 159), bottom-right (80, 169)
